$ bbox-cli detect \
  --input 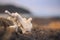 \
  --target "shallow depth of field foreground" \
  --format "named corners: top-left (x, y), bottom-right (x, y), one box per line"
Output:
top-left (0, 15), bottom-right (60, 40)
